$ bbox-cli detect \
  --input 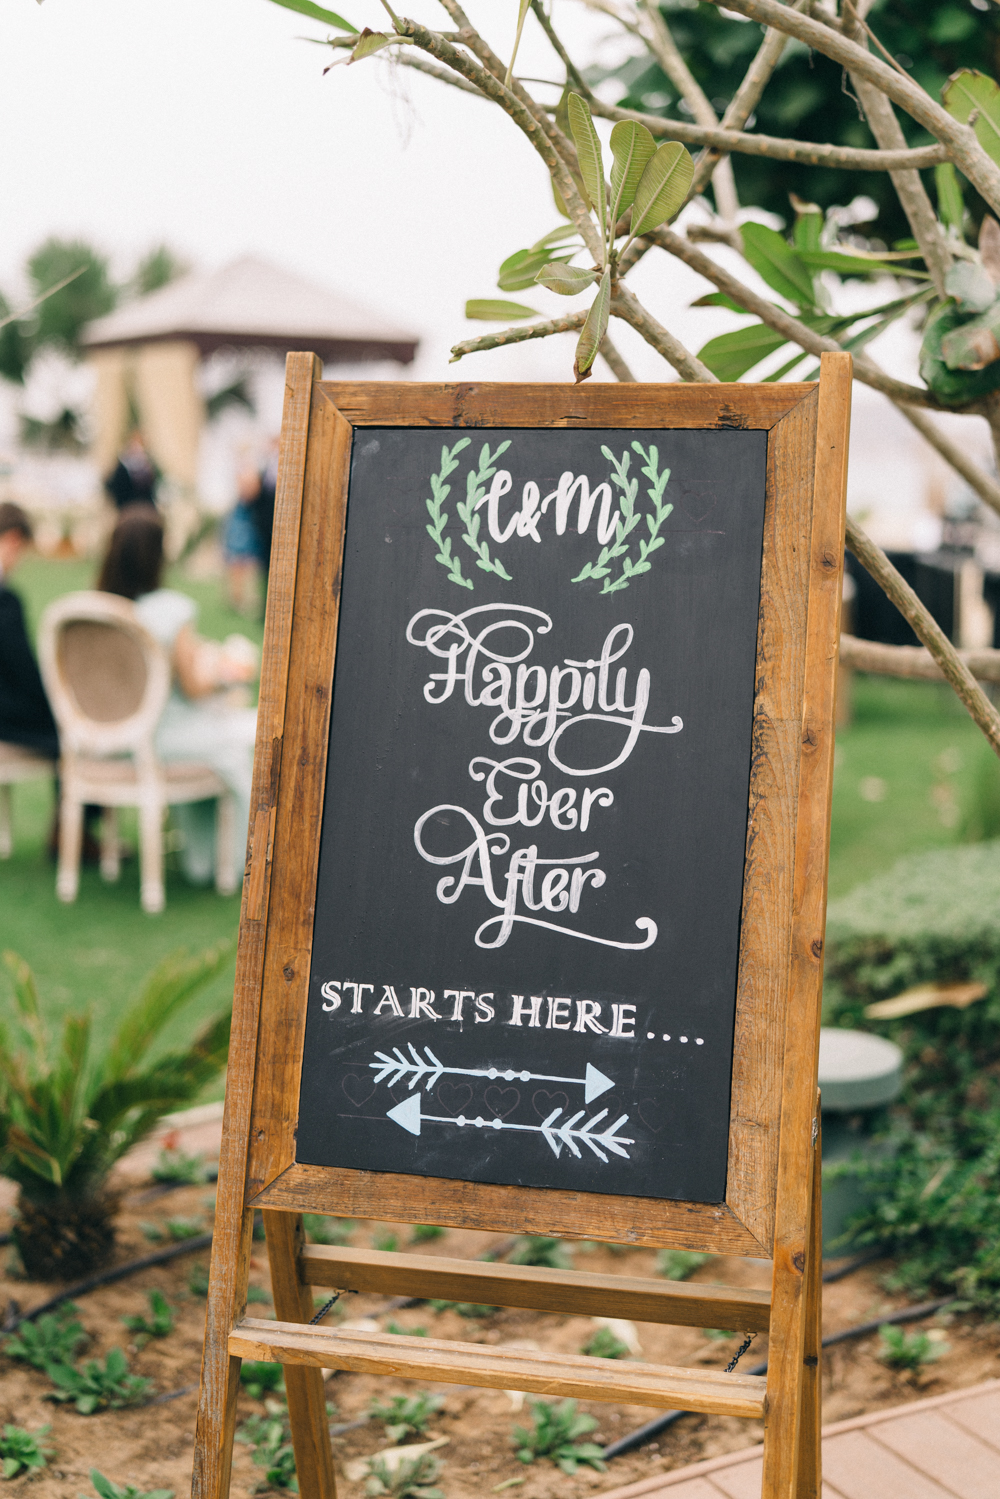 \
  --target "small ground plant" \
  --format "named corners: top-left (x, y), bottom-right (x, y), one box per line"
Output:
top-left (385, 1321), bottom-right (427, 1338)
top-left (302, 1214), bottom-right (354, 1246)
top-left (187, 1263), bottom-right (210, 1297)
top-left (122, 1290), bottom-right (174, 1344)
top-left (364, 1453), bottom-right (444, 1499)
top-left (240, 1361), bottom-right (285, 1400)
top-left (582, 1326), bottom-right (629, 1359)
top-left (87, 1471), bottom-right (175, 1499)
top-left (151, 1145), bottom-right (208, 1185)
top-left (657, 1250), bottom-right (709, 1281)
top-left (45, 1347), bottom-right (153, 1414)
top-left (507, 1237), bottom-right (572, 1270)
top-left (372, 1229), bottom-right (398, 1253)
top-left (0, 1423), bottom-right (53, 1478)
top-left (428, 1300), bottom-right (496, 1319)
top-left (236, 1404), bottom-right (297, 1491)
top-left (879, 1325), bottom-right (950, 1371)
top-left (512, 1398), bottom-right (606, 1474)
top-left (368, 1392), bottom-right (444, 1443)
top-left (409, 1224), bottom-right (445, 1244)
top-left (2, 1302), bottom-right (87, 1369)
top-left (141, 1217), bottom-right (204, 1243)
